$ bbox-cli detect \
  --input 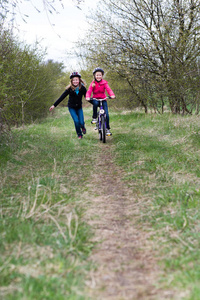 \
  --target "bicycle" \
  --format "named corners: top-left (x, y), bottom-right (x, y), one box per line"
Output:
top-left (90, 97), bottom-right (110, 143)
